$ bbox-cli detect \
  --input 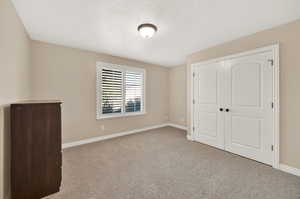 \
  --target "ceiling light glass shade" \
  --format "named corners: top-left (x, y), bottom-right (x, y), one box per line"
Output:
top-left (138, 24), bottom-right (157, 38)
